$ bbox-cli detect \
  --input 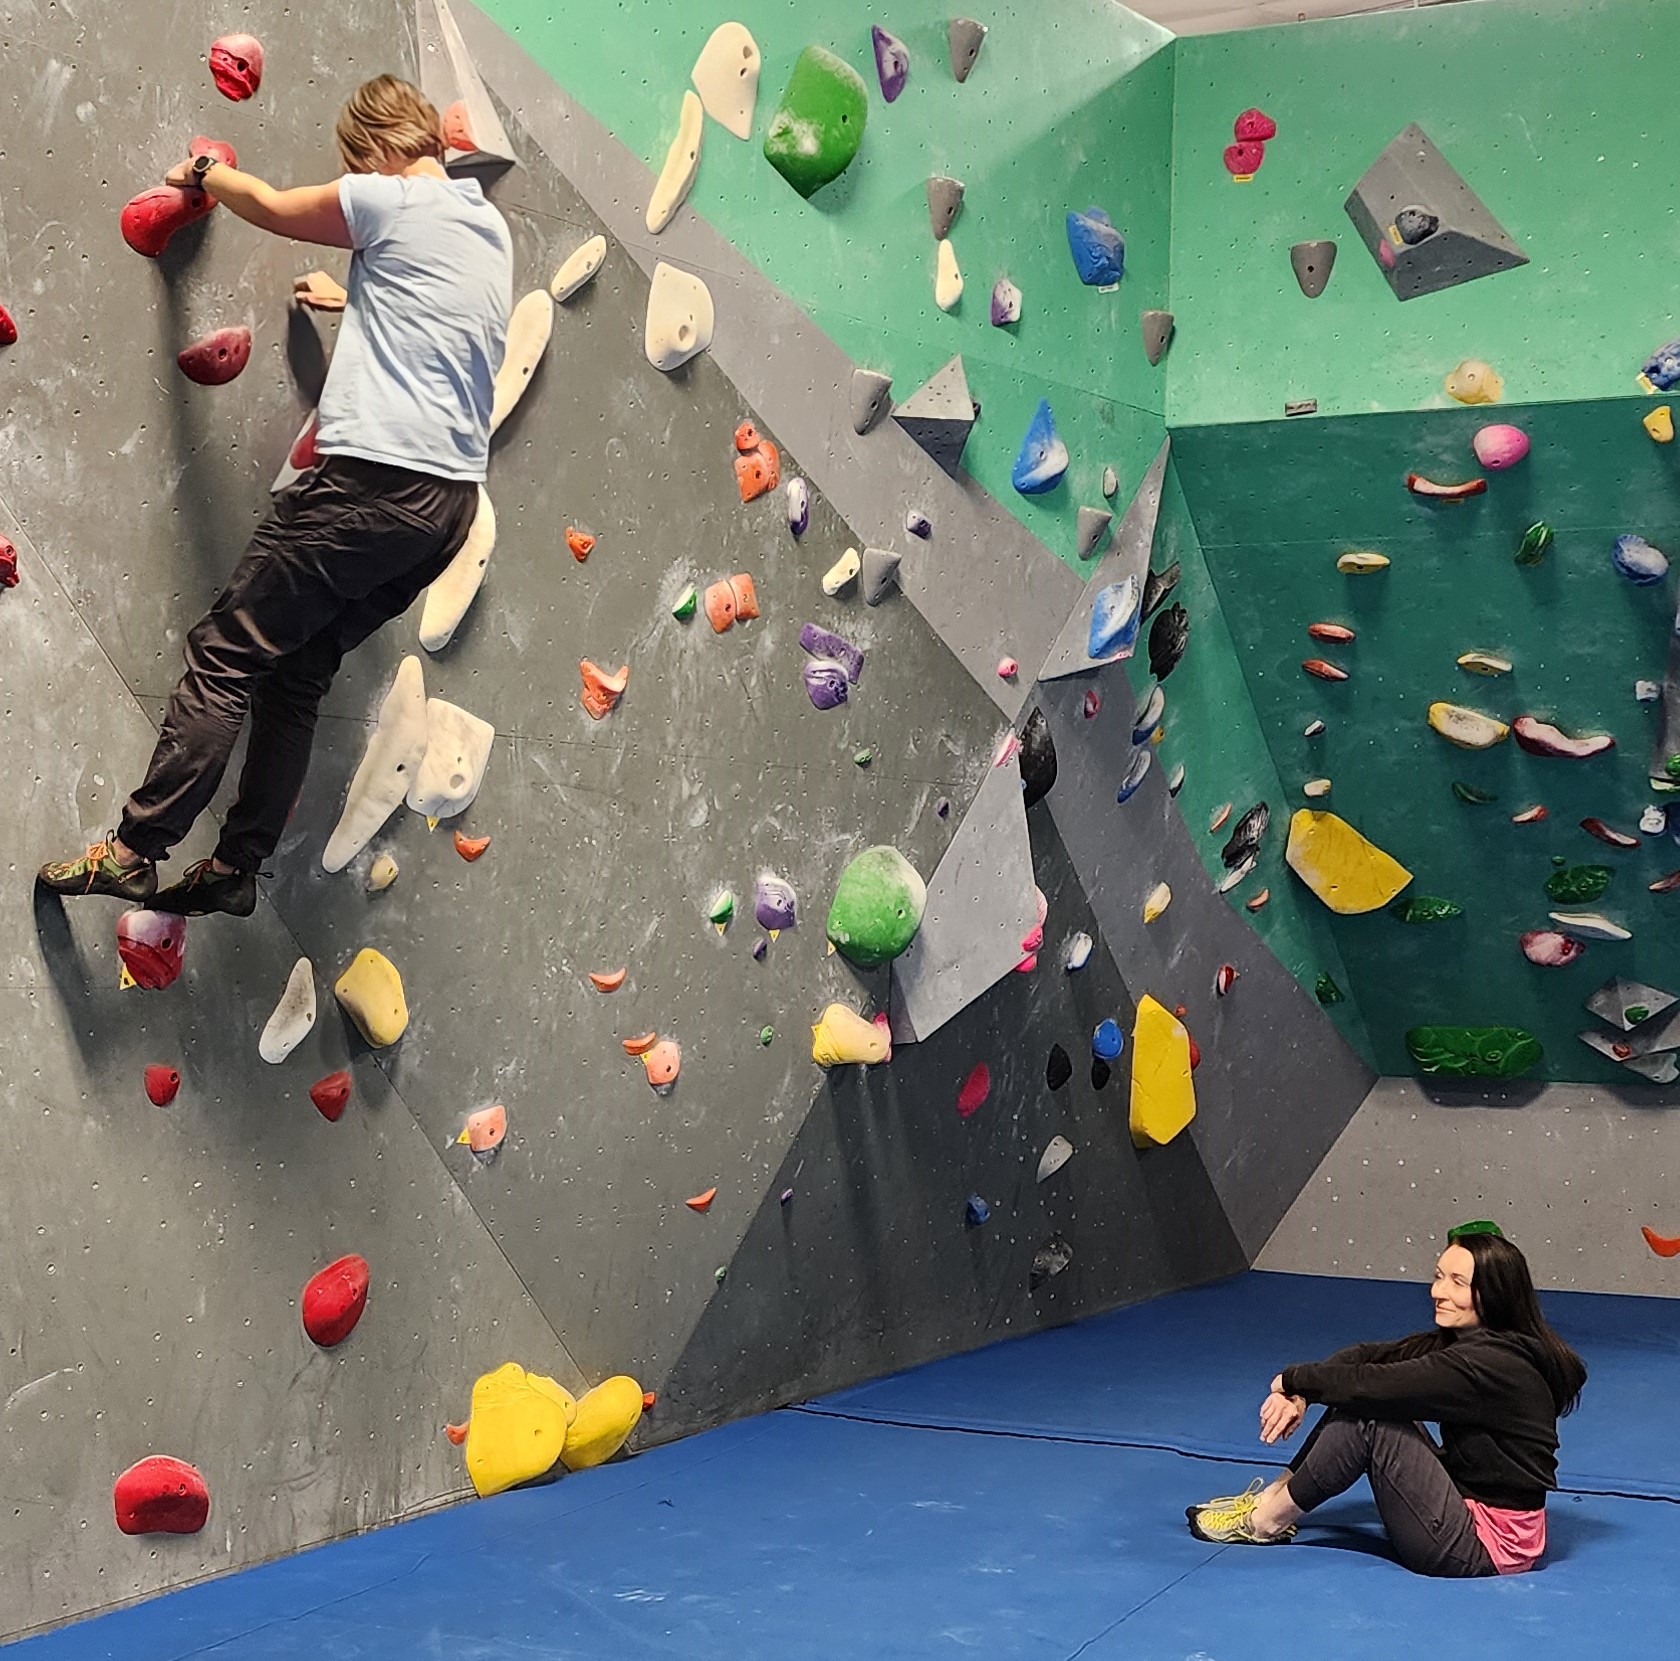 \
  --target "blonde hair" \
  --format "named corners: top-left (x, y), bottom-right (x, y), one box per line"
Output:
top-left (336, 75), bottom-right (444, 173)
